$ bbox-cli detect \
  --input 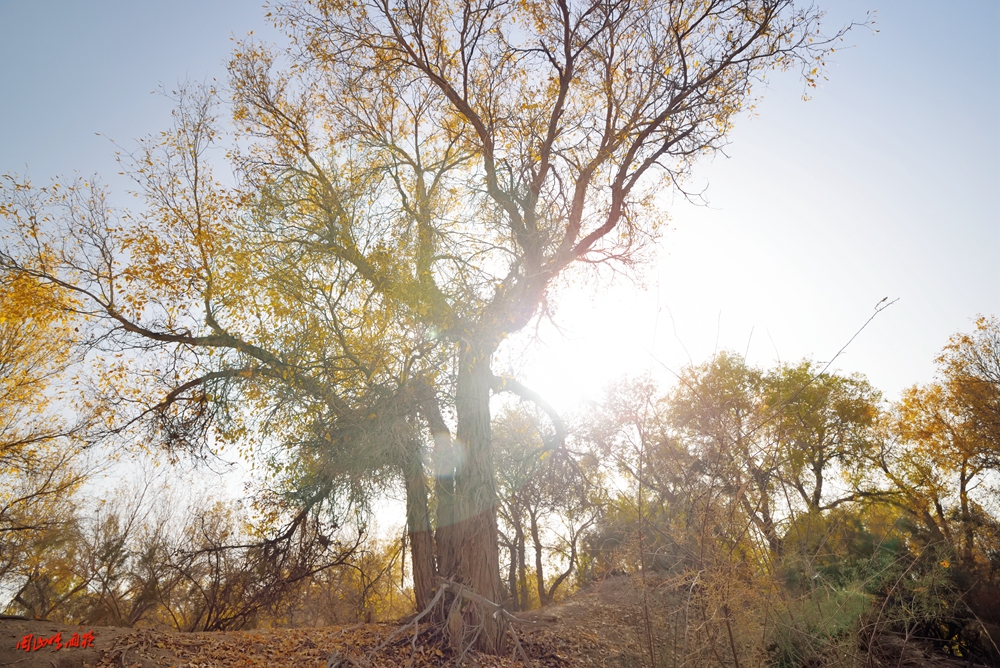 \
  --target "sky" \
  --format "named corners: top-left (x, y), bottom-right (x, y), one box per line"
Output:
top-left (1, 0), bottom-right (998, 421)
top-left (510, 1), bottom-right (1000, 409)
